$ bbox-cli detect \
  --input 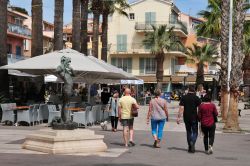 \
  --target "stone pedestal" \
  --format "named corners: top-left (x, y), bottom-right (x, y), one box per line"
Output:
top-left (22, 129), bottom-right (107, 154)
